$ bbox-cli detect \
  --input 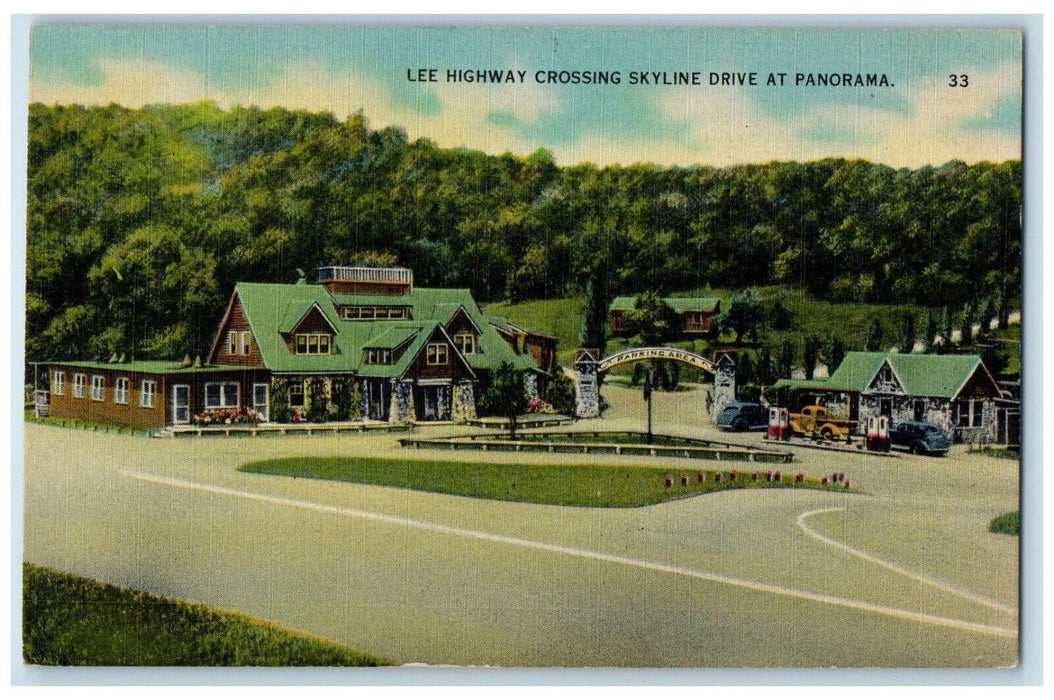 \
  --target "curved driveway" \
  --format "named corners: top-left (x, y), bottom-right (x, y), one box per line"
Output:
top-left (22, 391), bottom-right (1018, 667)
